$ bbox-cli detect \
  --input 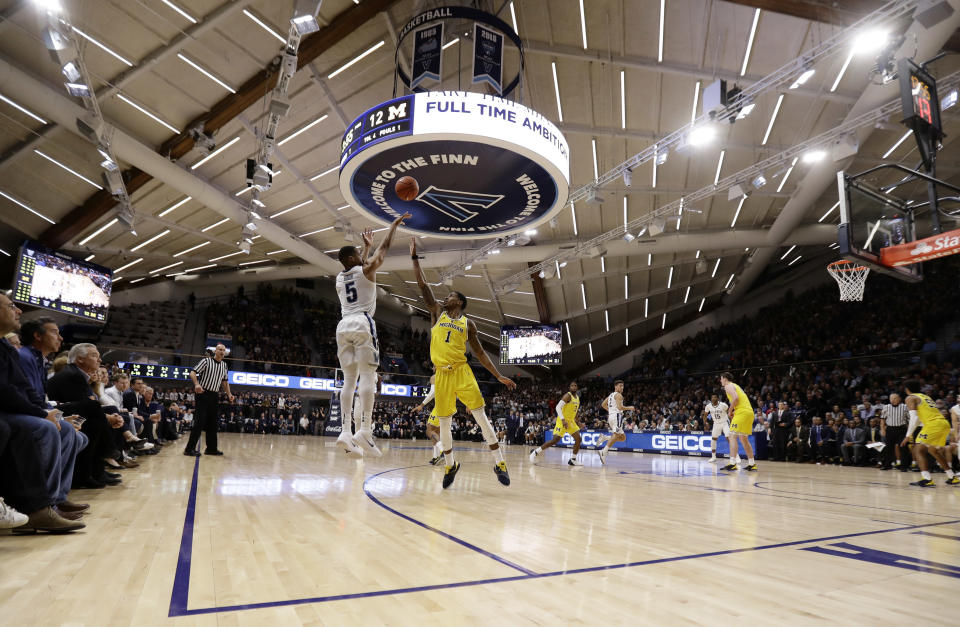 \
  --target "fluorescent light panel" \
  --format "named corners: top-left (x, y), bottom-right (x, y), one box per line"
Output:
top-left (762, 94), bottom-right (784, 145)
top-left (78, 218), bottom-right (118, 246)
top-left (690, 81), bottom-right (700, 123)
top-left (328, 41), bottom-right (386, 79)
top-left (620, 70), bottom-right (626, 128)
top-left (266, 249), bottom-right (287, 255)
top-left (190, 136), bottom-right (239, 170)
top-left (73, 27), bottom-right (133, 67)
top-left (129, 229), bottom-right (170, 251)
top-left (0, 189), bottom-right (55, 224)
top-left (209, 251), bottom-right (244, 262)
top-left (714, 150), bottom-right (725, 186)
top-left (34, 150), bottom-right (102, 189)
top-left (776, 157), bottom-right (799, 193)
top-left (509, 2), bottom-right (518, 34)
top-left (158, 196), bottom-right (191, 217)
top-left (588, 343), bottom-right (594, 362)
top-left (580, 283), bottom-right (587, 309)
top-left (819, 201), bottom-right (840, 223)
top-left (271, 199), bottom-right (312, 219)
top-left (178, 54), bottom-right (236, 93)
top-left (161, 0), bottom-right (197, 23)
top-left (711, 258), bottom-right (721, 278)
top-left (731, 196), bottom-right (745, 228)
top-left (699, 297), bottom-right (706, 312)
top-left (591, 139), bottom-right (599, 180)
top-left (724, 273), bottom-right (735, 289)
top-left (578, 0), bottom-right (588, 49)
top-left (0, 94), bottom-right (46, 123)
top-left (551, 62), bottom-right (563, 122)
top-left (173, 241), bottom-right (210, 257)
top-left (184, 264), bottom-right (216, 272)
top-left (658, 0), bottom-right (665, 62)
top-left (605, 309), bottom-right (610, 332)
top-left (882, 130), bottom-right (913, 159)
top-left (780, 244), bottom-right (797, 260)
top-left (201, 218), bottom-right (229, 232)
top-left (278, 115), bottom-right (328, 146)
top-left (310, 165), bottom-right (339, 181)
top-left (238, 259), bottom-right (270, 266)
top-left (242, 9), bottom-right (285, 43)
top-left (831, 51), bottom-right (854, 92)
top-left (442, 38), bottom-right (459, 50)
top-left (114, 257), bottom-right (143, 273)
top-left (571, 203), bottom-right (578, 236)
top-left (117, 94), bottom-right (180, 133)
top-left (740, 9), bottom-right (760, 76)
top-left (300, 226), bottom-right (333, 237)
